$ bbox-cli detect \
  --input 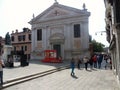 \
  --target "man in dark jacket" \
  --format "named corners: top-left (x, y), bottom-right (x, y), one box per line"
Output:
top-left (97, 54), bottom-right (103, 69)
